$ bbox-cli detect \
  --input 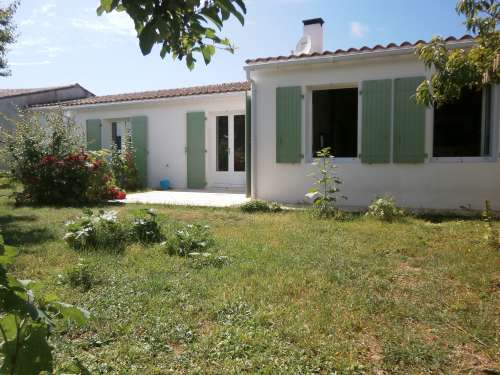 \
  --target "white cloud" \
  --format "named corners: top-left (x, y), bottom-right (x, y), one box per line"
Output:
top-left (38, 1), bottom-right (56, 17)
top-left (350, 21), bottom-right (369, 38)
top-left (17, 36), bottom-right (50, 48)
top-left (38, 46), bottom-right (64, 58)
top-left (10, 60), bottom-right (51, 66)
top-left (71, 12), bottom-right (136, 38)
top-left (20, 18), bottom-right (35, 26)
